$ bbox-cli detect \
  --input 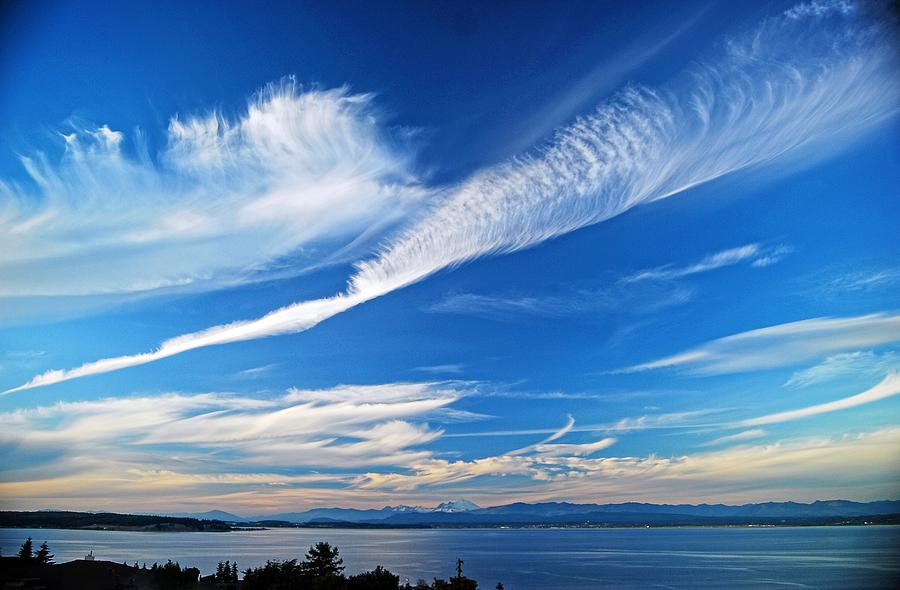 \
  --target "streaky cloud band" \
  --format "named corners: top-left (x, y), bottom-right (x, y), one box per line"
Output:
top-left (7, 0), bottom-right (899, 394)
